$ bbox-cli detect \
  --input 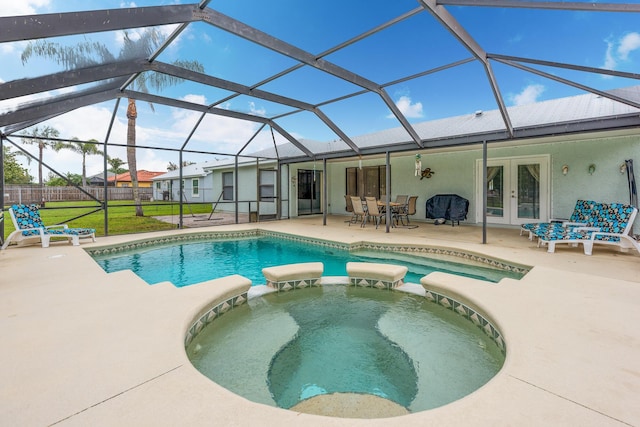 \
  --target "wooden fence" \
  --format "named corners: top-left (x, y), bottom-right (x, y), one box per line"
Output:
top-left (3, 185), bottom-right (153, 205)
